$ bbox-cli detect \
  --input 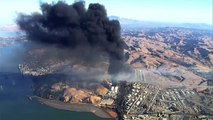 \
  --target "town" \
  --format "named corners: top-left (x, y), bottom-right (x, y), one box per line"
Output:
top-left (116, 81), bottom-right (213, 120)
